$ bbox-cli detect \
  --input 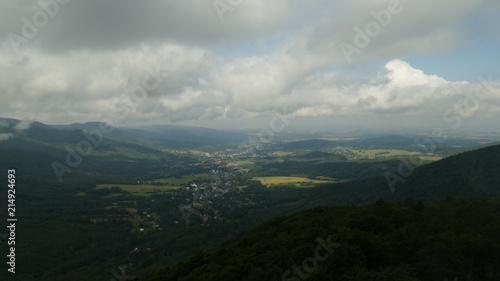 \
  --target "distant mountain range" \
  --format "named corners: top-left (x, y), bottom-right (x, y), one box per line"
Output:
top-left (2, 116), bottom-right (498, 183)
top-left (0, 117), bottom-right (254, 184)
top-left (0, 117), bottom-right (249, 151)
top-left (0, 118), bottom-right (194, 181)
top-left (52, 121), bottom-right (249, 148)
top-left (279, 139), bottom-right (341, 150)
top-left (351, 134), bottom-right (490, 148)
